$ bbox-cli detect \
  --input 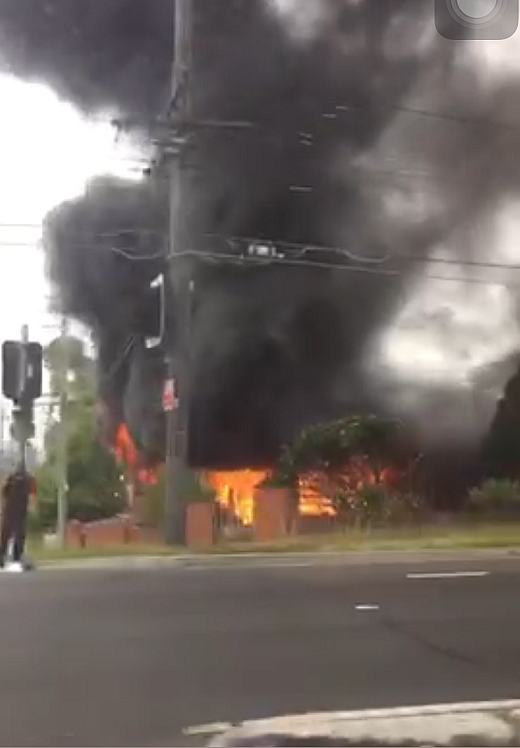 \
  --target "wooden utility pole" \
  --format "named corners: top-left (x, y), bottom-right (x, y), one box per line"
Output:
top-left (164, 0), bottom-right (193, 545)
